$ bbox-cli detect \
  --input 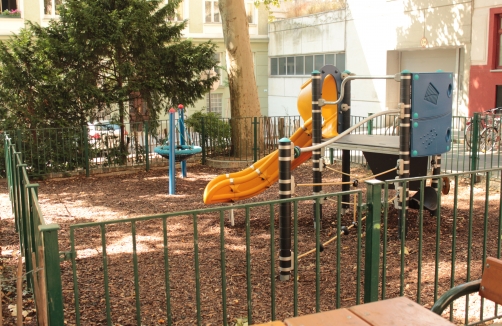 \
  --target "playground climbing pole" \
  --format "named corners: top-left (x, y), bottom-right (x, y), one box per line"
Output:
top-left (311, 71), bottom-right (323, 229)
top-left (341, 72), bottom-right (352, 212)
top-left (279, 138), bottom-right (293, 281)
top-left (397, 71), bottom-right (411, 236)
top-left (169, 108), bottom-right (176, 194)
